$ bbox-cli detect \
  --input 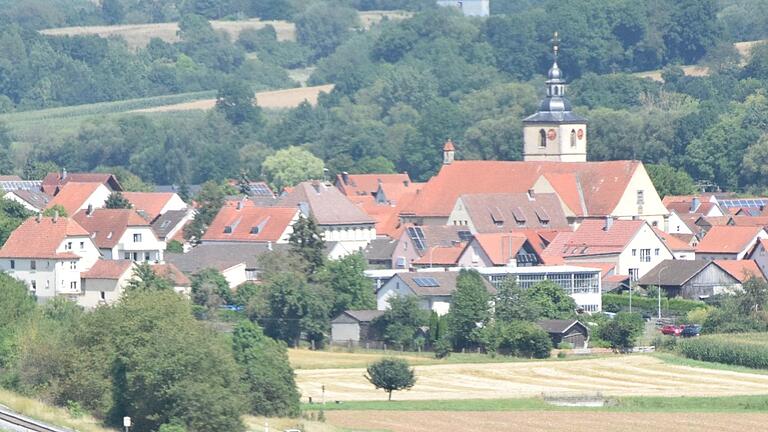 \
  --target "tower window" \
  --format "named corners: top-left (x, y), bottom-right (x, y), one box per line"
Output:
top-left (571, 129), bottom-right (577, 148)
top-left (554, 86), bottom-right (559, 96)
top-left (539, 129), bottom-right (546, 148)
